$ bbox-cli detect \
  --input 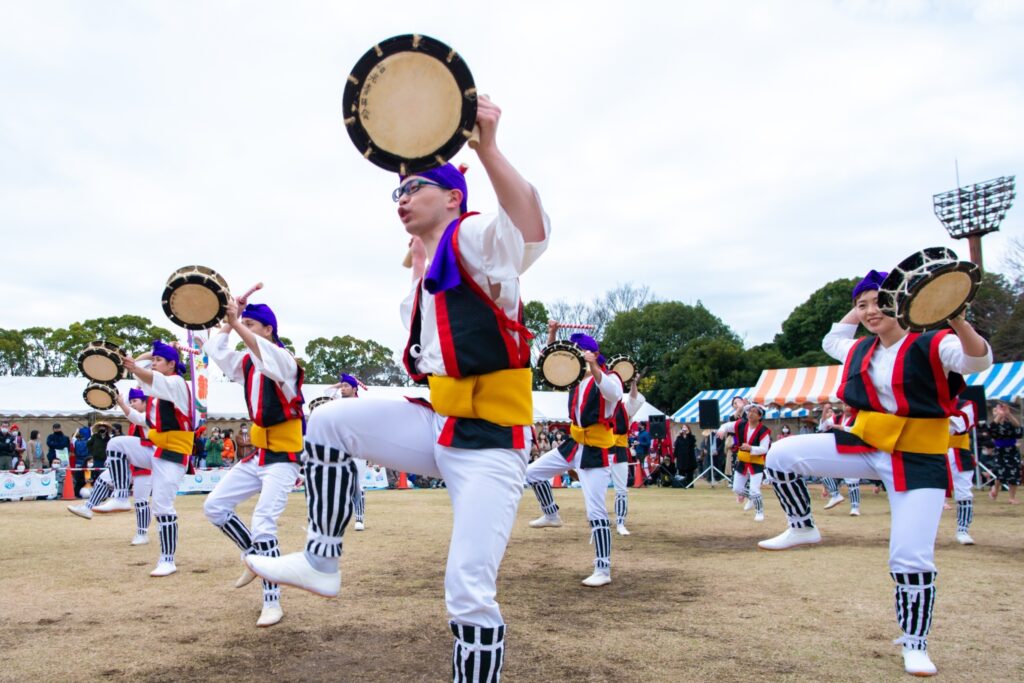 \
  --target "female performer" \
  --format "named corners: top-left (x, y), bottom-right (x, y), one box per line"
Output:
top-left (987, 401), bottom-right (1021, 504)
top-left (947, 398), bottom-right (978, 544)
top-left (758, 269), bottom-right (991, 677)
top-left (717, 403), bottom-right (771, 521)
